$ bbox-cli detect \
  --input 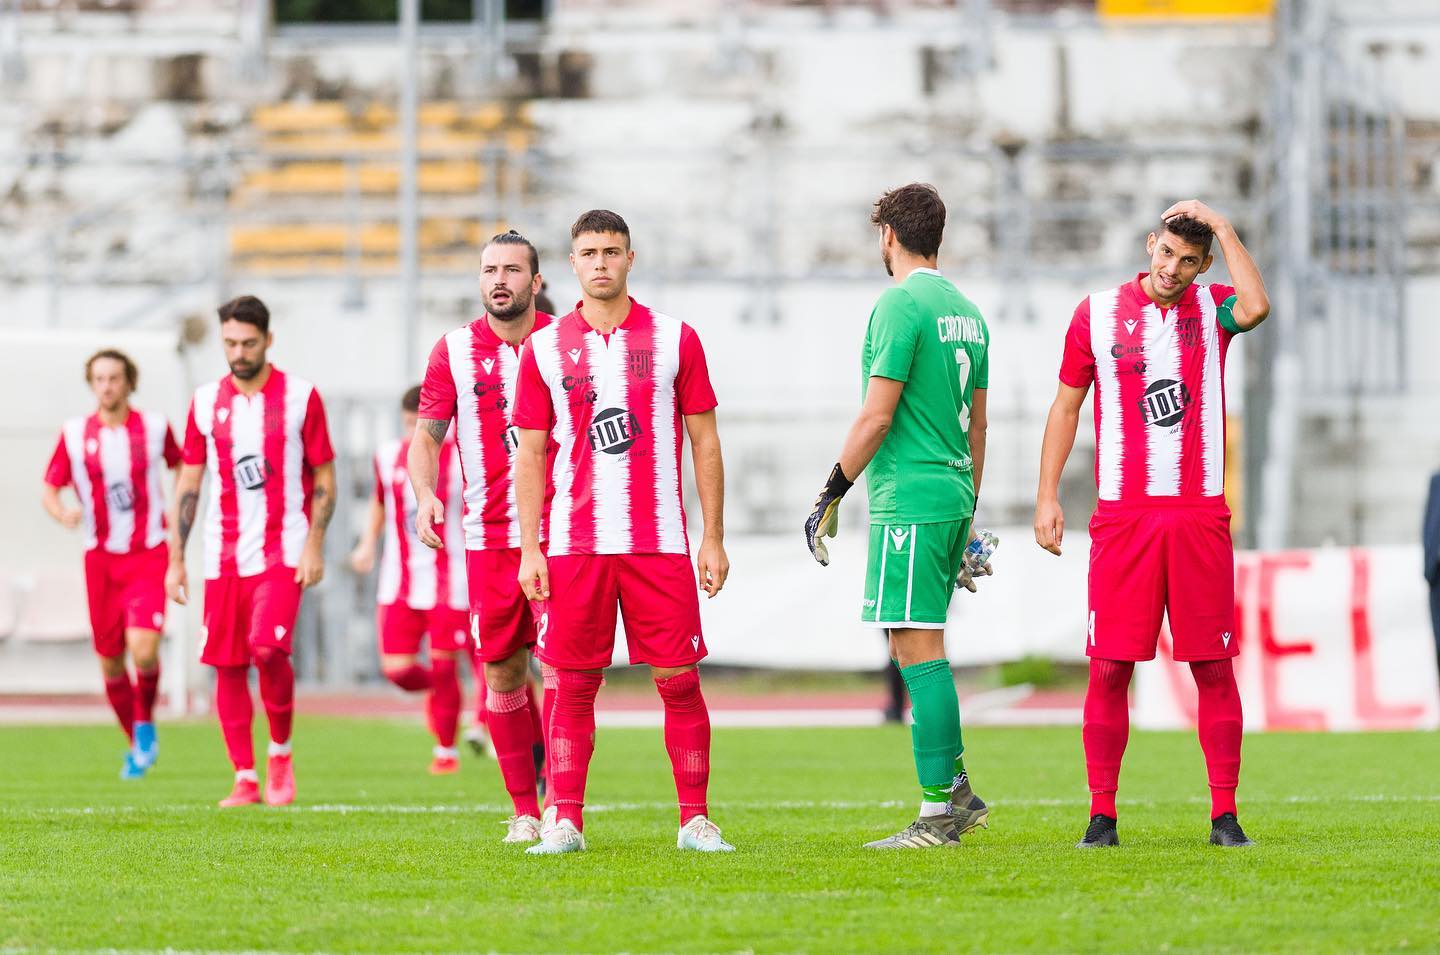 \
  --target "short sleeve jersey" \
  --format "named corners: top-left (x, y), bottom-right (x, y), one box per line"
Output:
top-left (861, 268), bottom-right (990, 524)
top-left (373, 435), bottom-right (467, 611)
top-left (418, 312), bottom-right (554, 550)
top-left (182, 366), bottom-right (335, 579)
top-left (1058, 273), bottom-right (1244, 501)
top-left (45, 409), bottom-right (181, 554)
top-left (512, 298), bottom-right (717, 557)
